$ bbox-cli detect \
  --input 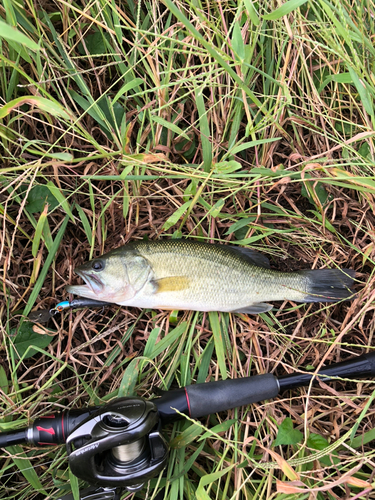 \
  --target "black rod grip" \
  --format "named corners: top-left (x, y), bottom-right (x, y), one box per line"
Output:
top-left (185, 374), bottom-right (280, 419)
